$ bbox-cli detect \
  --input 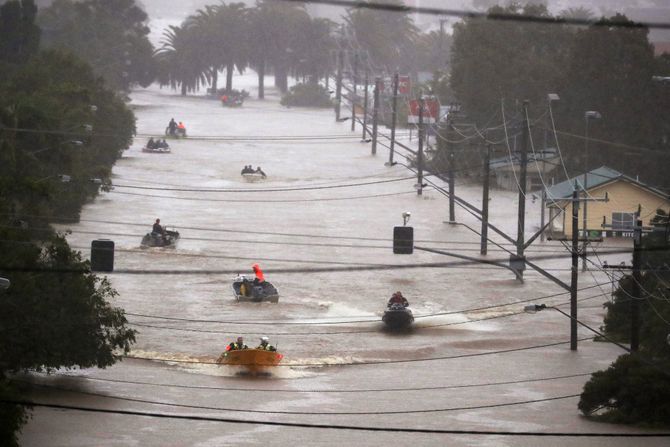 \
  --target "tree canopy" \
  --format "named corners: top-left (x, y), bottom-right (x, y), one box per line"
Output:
top-left (0, 3), bottom-right (137, 443)
top-left (38, 0), bottom-right (155, 91)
